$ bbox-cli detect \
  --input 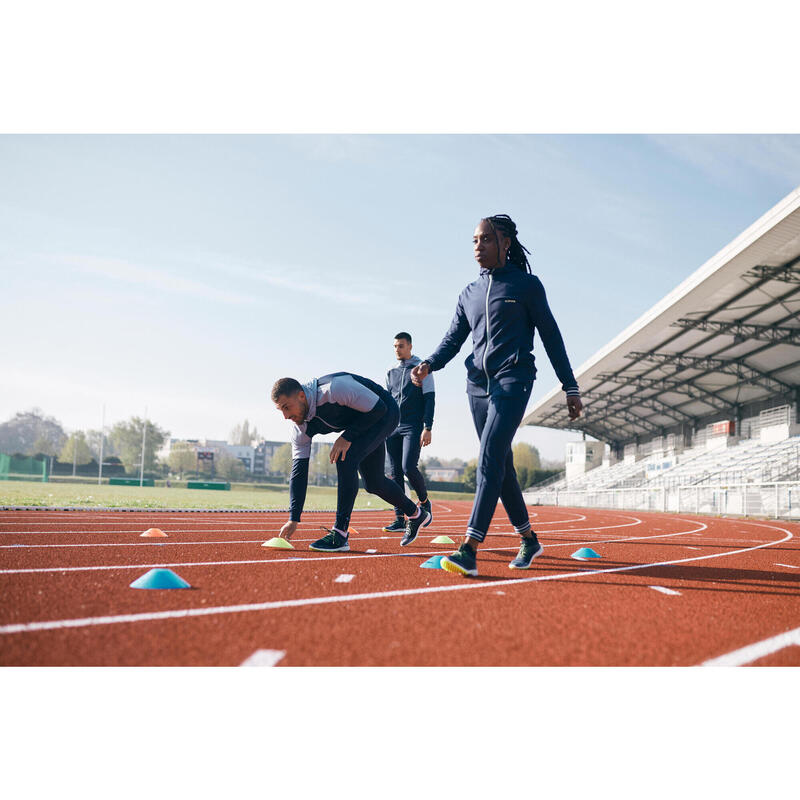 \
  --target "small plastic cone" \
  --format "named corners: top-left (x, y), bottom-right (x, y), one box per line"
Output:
top-left (571, 547), bottom-right (601, 560)
top-left (431, 535), bottom-right (455, 544)
top-left (130, 568), bottom-right (191, 589)
top-left (262, 537), bottom-right (294, 549)
top-left (140, 528), bottom-right (167, 538)
top-left (421, 555), bottom-right (445, 569)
